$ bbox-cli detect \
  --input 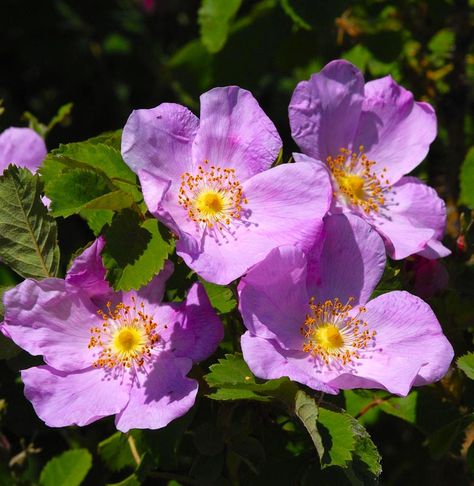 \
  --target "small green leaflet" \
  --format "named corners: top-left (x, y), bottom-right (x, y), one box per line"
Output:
top-left (457, 352), bottom-right (474, 379)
